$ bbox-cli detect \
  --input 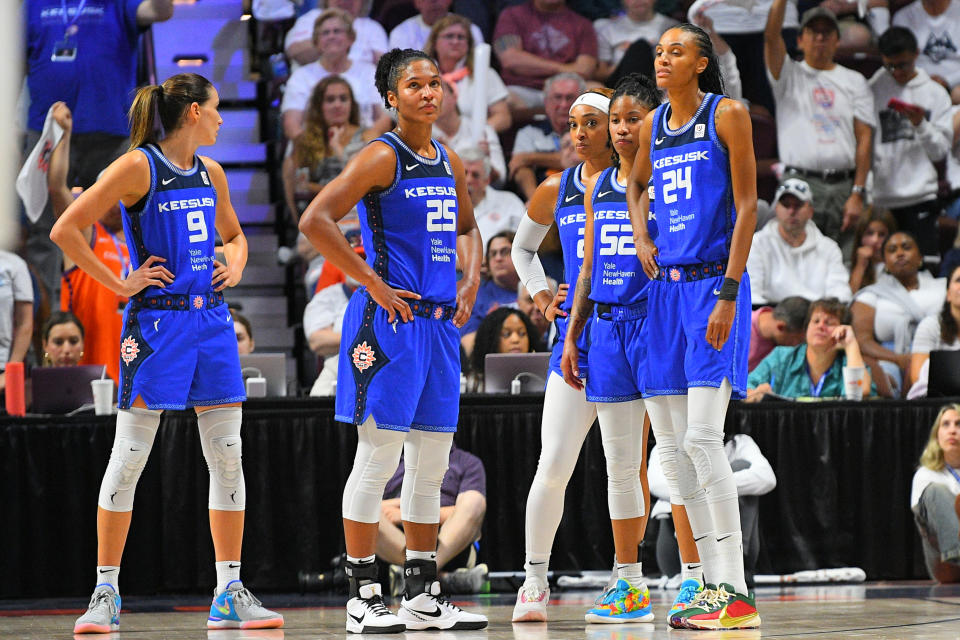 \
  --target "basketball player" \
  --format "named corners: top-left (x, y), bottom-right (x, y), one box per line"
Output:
top-left (50, 73), bottom-right (283, 632)
top-left (560, 74), bottom-right (663, 624)
top-left (627, 25), bottom-right (761, 629)
top-left (509, 88), bottom-right (613, 623)
top-left (298, 48), bottom-right (486, 634)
